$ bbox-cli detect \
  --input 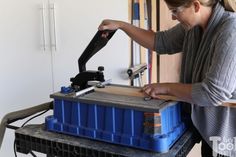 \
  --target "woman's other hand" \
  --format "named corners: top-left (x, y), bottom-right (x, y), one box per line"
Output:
top-left (98, 19), bottom-right (123, 31)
